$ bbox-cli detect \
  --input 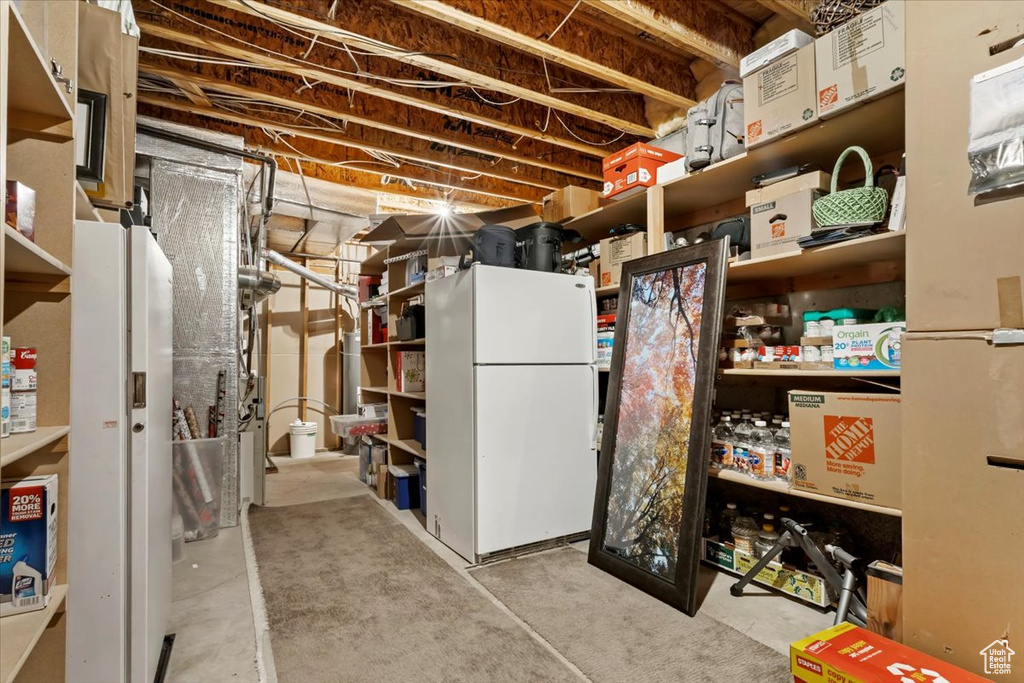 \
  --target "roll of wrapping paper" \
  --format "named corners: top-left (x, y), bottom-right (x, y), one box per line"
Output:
top-left (172, 399), bottom-right (214, 504)
top-left (172, 400), bottom-right (193, 440)
top-left (215, 370), bottom-right (226, 437)
top-left (172, 465), bottom-right (203, 533)
top-left (208, 406), bottom-right (217, 438)
top-left (184, 406), bottom-right (202, 444)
